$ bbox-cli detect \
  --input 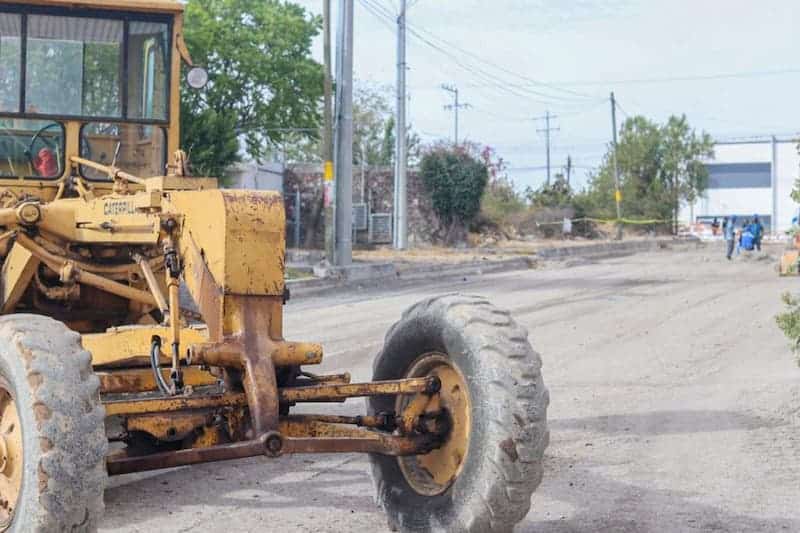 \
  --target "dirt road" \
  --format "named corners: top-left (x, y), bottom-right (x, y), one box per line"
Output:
top-left (101, 245), bottom-right (800, 532)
